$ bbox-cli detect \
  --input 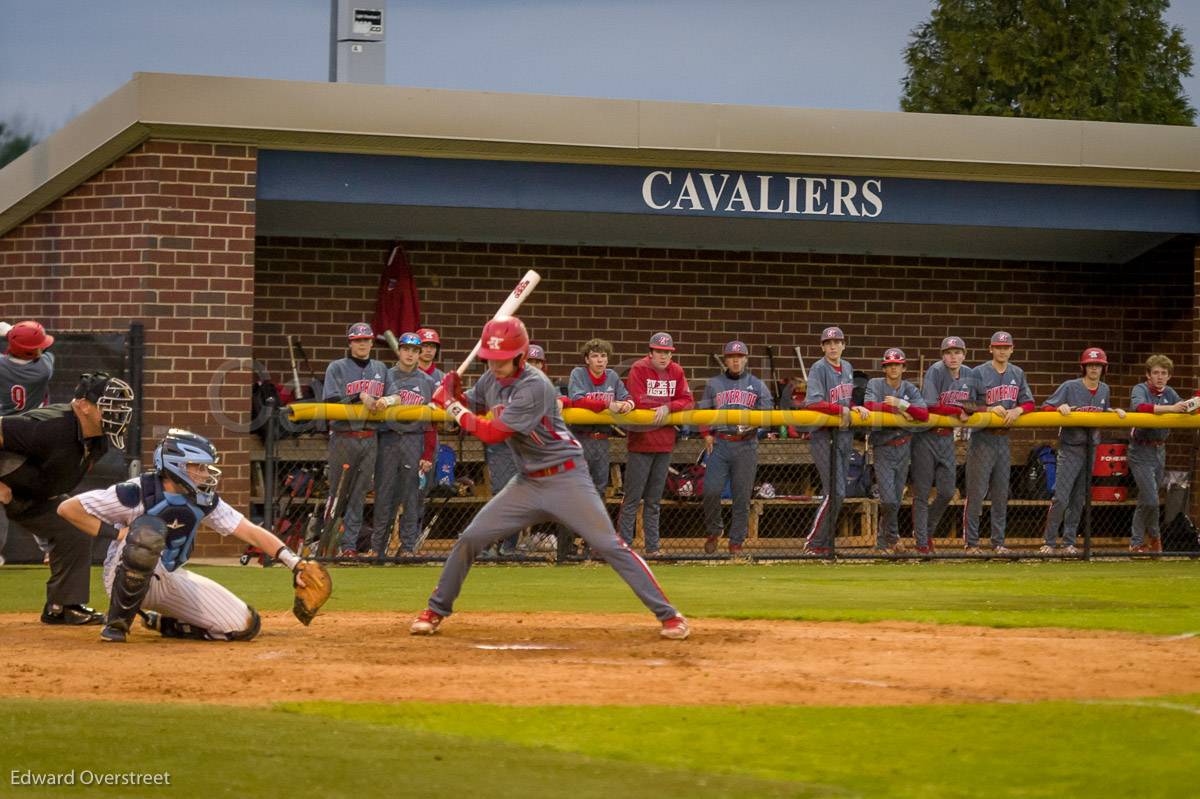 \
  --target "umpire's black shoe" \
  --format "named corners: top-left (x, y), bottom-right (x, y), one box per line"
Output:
top-left (41, 603), bottom-right (105, 625)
